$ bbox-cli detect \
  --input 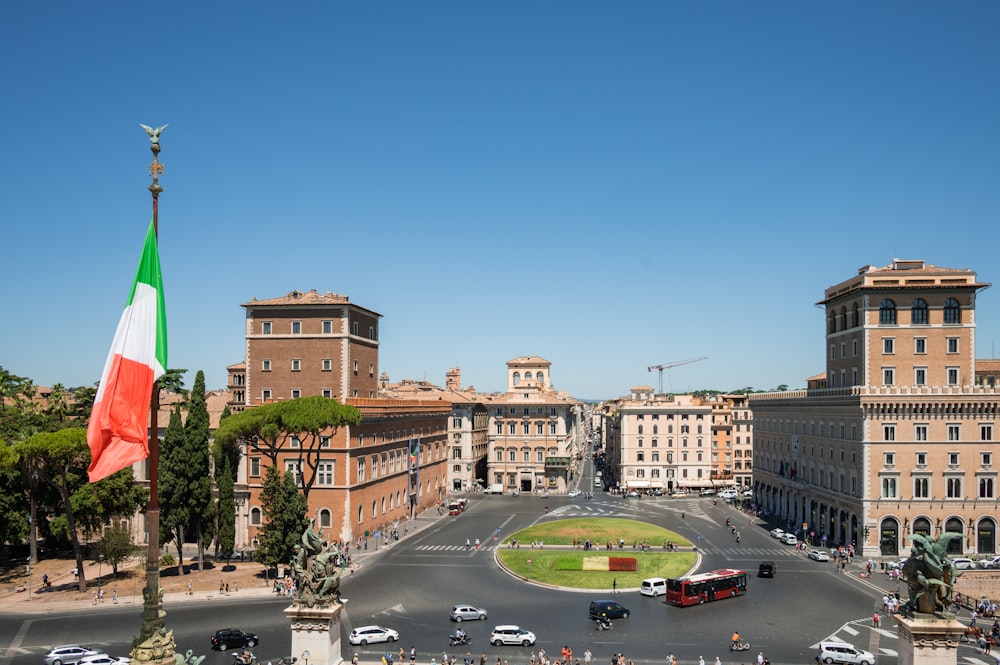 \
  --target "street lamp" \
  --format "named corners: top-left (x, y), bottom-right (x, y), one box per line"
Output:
top-left (301, 650), bottom-right (310, 665)
top-left (97, 554), bottom-right (104, 602)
